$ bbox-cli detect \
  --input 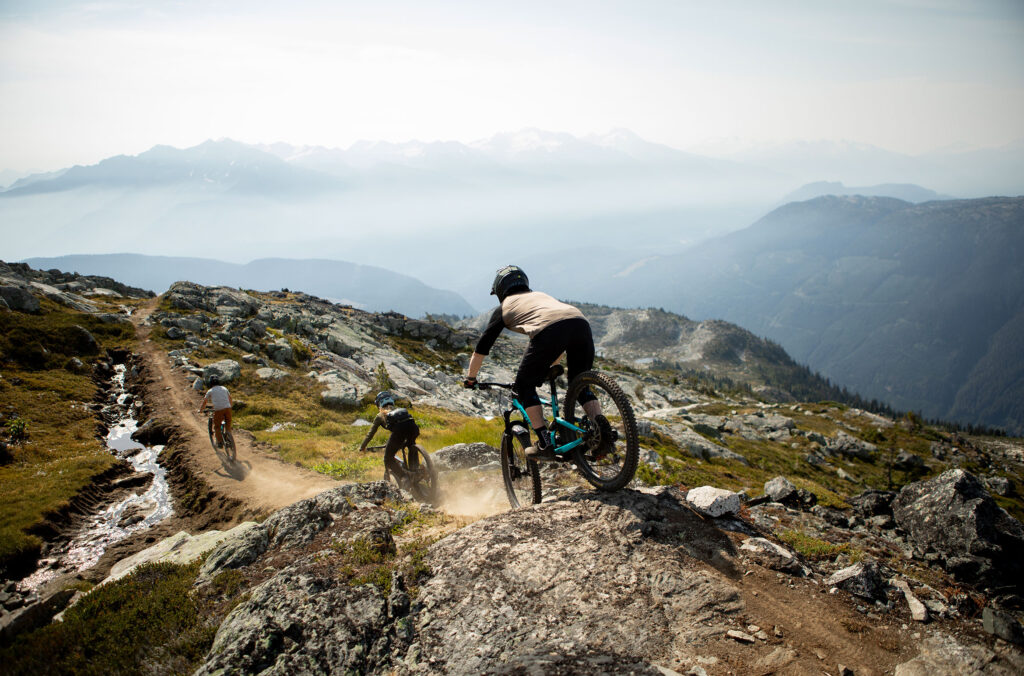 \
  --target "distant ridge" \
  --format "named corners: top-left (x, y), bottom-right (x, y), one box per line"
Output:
top-left (23, 254), bottom-right (475, 318)
top-left (781, 181), bottom-right (954, 204)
